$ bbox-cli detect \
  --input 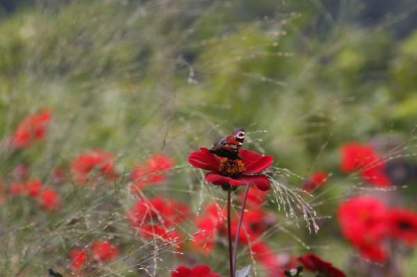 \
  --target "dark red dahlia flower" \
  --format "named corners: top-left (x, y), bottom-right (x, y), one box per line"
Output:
top-left (11, 109), bottom-right (52, 149)
top-left (338, 196), bottom-right (389, 262)
top-left (388, 208), bottom-right (417, 247)
top-left (303, 171), bottom-right (329, 193)
top-left (298, 253), bottom-right (346, 277)
top-left (71, 149), bottom-right (118, 184)
top-left (188, 147), bottom-right (273, 191)
top-left (340, 143), bottom-right (391, 187)
top-left (91, 241), bottom-right (119, 263)
top-left (171, 265), bottom-right (220, 277)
